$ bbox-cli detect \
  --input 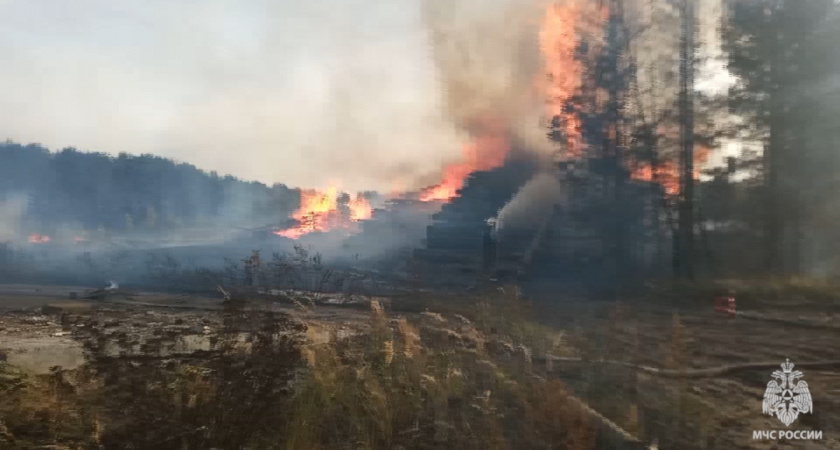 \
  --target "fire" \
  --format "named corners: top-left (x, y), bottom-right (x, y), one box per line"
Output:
top-left (349, 194), bottom-right (373, 221)
top-left (417, 2), bottom-right (597, 204)
top-left (537, 1), bottom-right (712, 198)
top-left (630, 161), bottom-right (681, 196)
top-left (630, 146), bottom-right (711, 196)
top-left (538, 0), bottom-right (608, 158)
top-left (420, 118), bottom-right (510, 202)
top-left (274, 188), bottom-right (373, 239)
top-left (539, 1), bottom-right (584, 158)
top-left (28, 233), bottom-right (51, 244)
